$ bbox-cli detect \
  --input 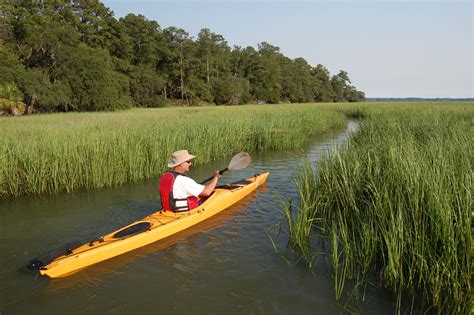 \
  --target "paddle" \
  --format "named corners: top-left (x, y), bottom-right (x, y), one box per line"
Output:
top-left (200, 151), bottom-right (252, 184)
